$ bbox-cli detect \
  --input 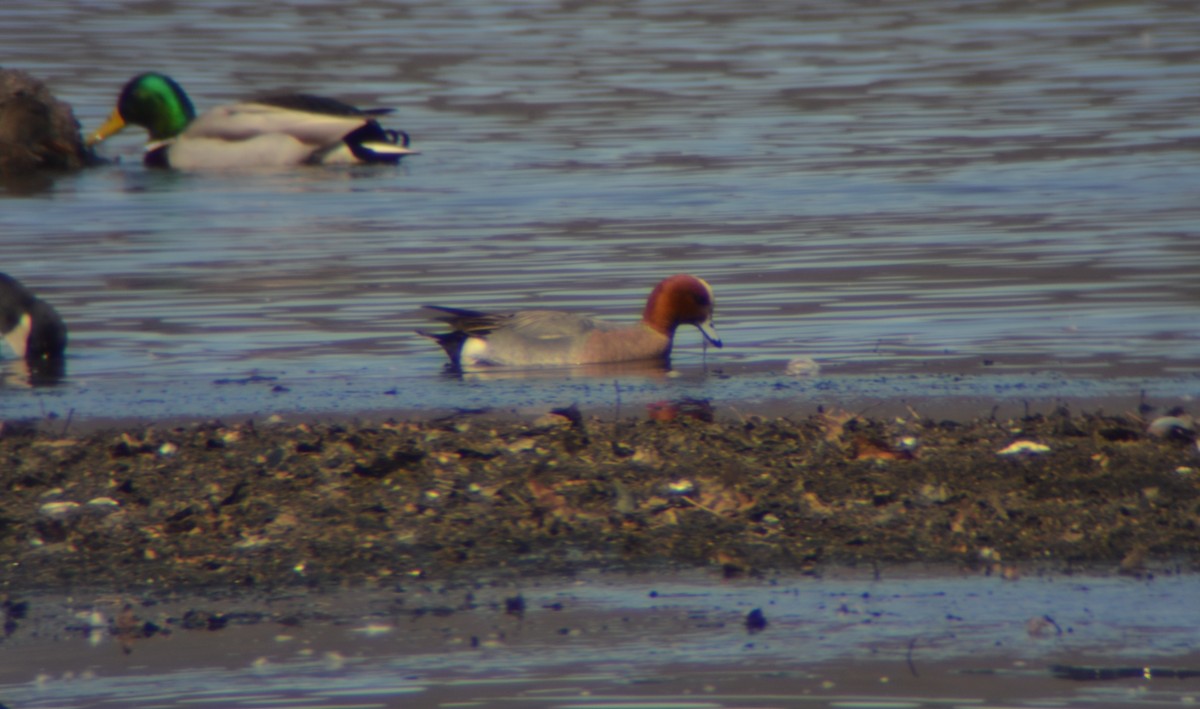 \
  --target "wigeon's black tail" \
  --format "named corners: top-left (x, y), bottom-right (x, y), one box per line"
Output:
top-left (421, 305), bottom-right (508, 333)
top-left (415, 327), bottom-right (468, 367)
top-left (418, 305), bottom-right (500, 368)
